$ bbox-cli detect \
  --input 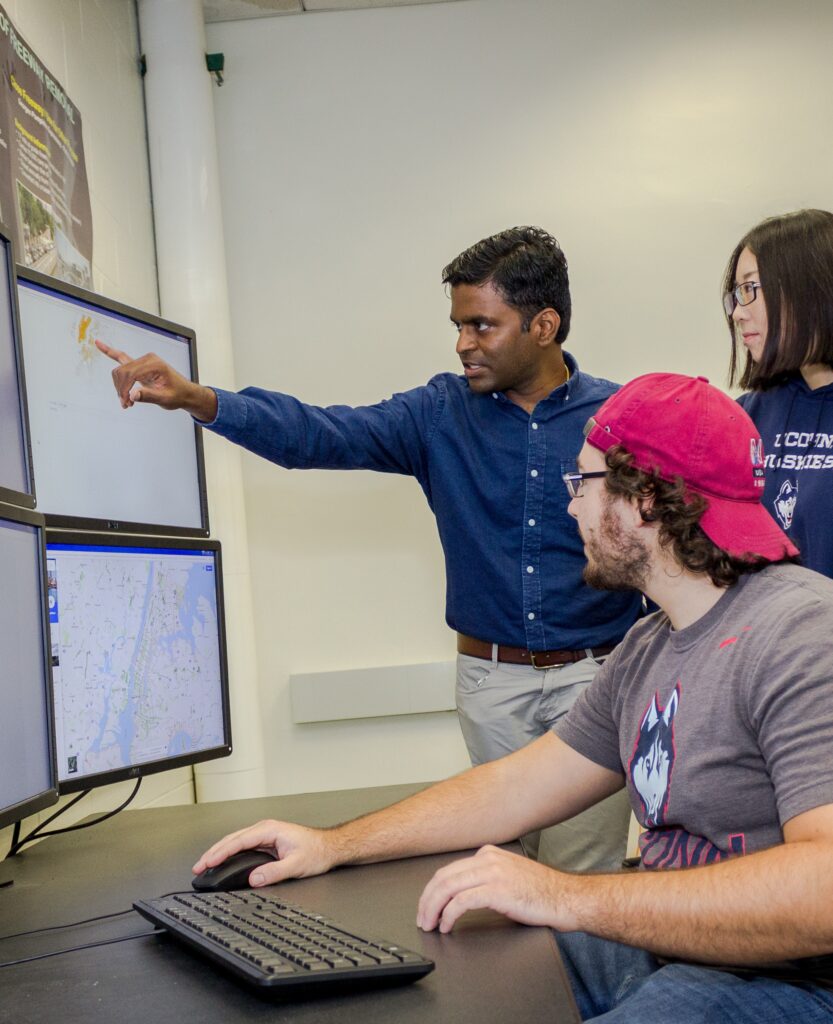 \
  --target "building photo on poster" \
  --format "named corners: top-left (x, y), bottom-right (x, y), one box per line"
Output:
top-left (0, 3), bottom-right (92, 286)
